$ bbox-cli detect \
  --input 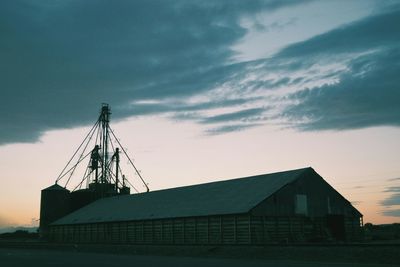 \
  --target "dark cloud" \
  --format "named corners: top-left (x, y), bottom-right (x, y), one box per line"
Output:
top-left (120, 97), bottom-right (262, 117)
top-left (206, 124), bottom-right (261, 135)
top-left (1, 1), bottom-right (400, 144)
top-left (380, 182), bottom-right (400, 217)
top-left (277, 7), bottom-right (400, 58)
top-left (283, 47), bottom-right (400, 130)
top-left (228, 6), bottom-right (400, 132)
top-left (279, 7), bottom-right (400, 131)
top-left (381, 187), bottom-right (400, 208)
top-left (0, 0), bottom-right (306, 144)
top-left (201, 108), bottom-right (266, 124)
top-left (247, 77), bottom-right (293, 91)
top-left (381, 194), bottom-right (400, 207)
top-left (252, 17), bottom-right (298, 32)
top-left (123, 99), bottom-right (268, 128)
top-left (382, 209), bottom-right (400, 217)
top-left (385, 187), bottom-right (400, 193)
